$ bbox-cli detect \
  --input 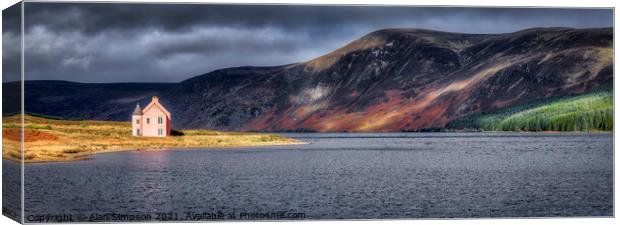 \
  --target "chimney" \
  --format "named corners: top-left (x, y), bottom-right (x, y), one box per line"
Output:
top-left (152, 96), bottom-right (159, 102)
